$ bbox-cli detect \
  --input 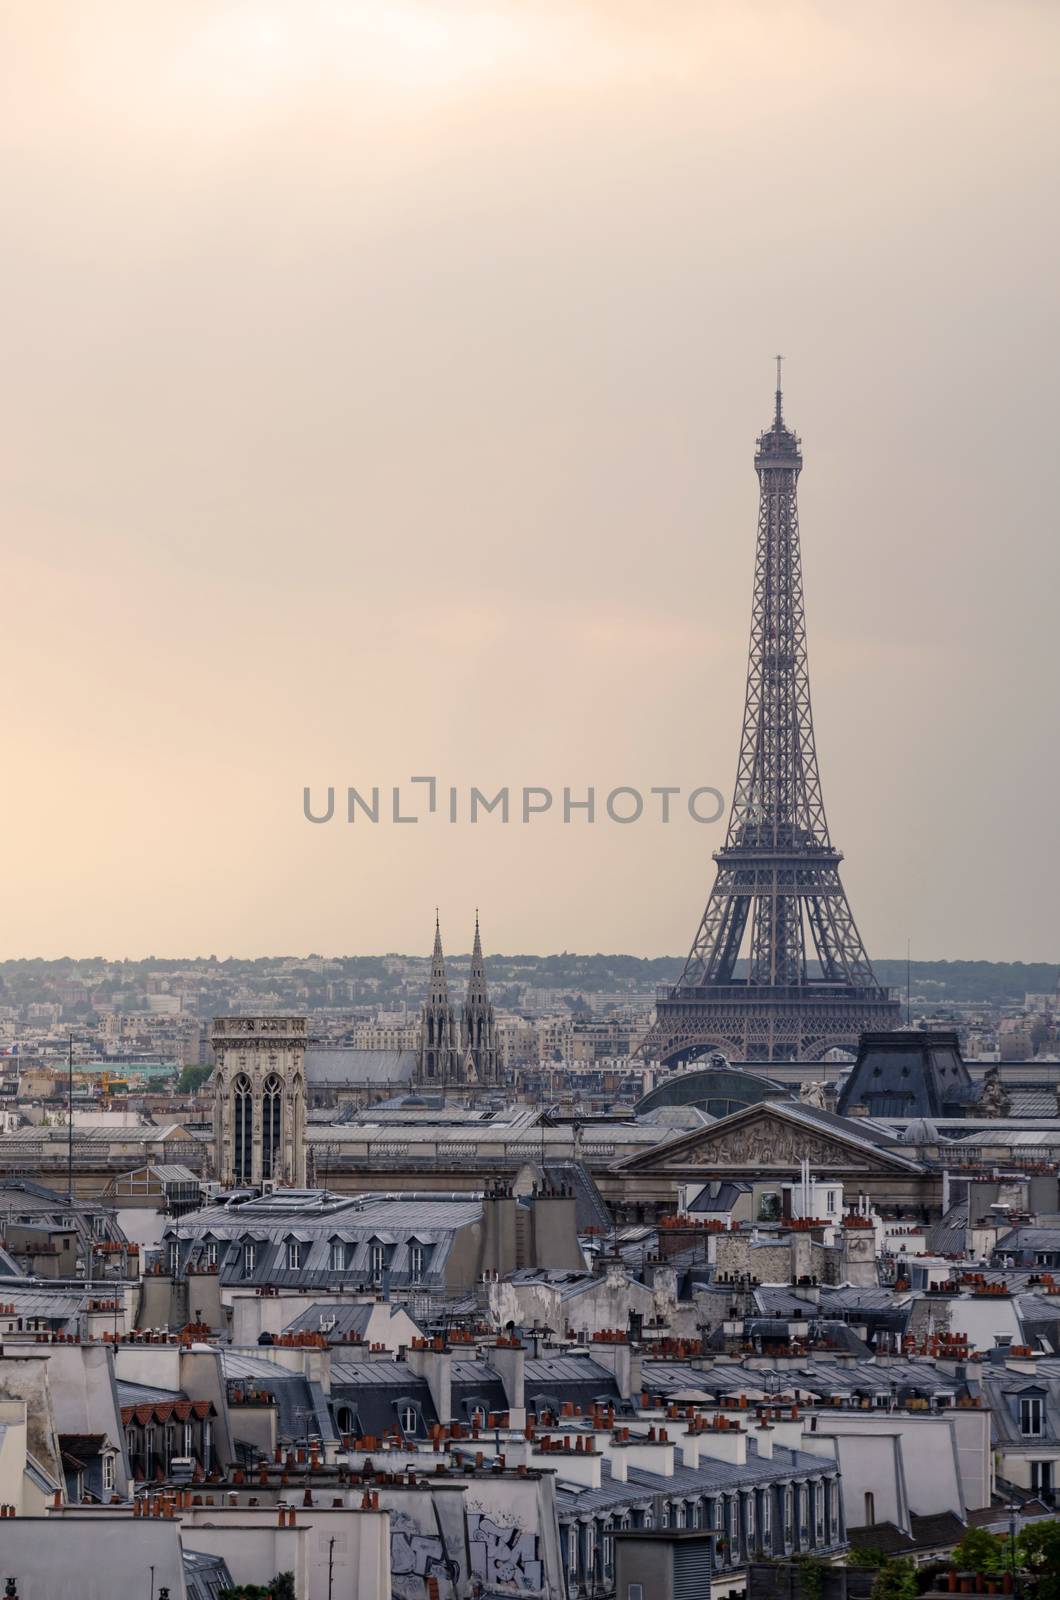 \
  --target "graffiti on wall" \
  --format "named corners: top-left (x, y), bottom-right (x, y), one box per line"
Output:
top-left (391, 1530), bottom-right (452, 1584)
top-left (468, 1514), bottom-right (543, 1592)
